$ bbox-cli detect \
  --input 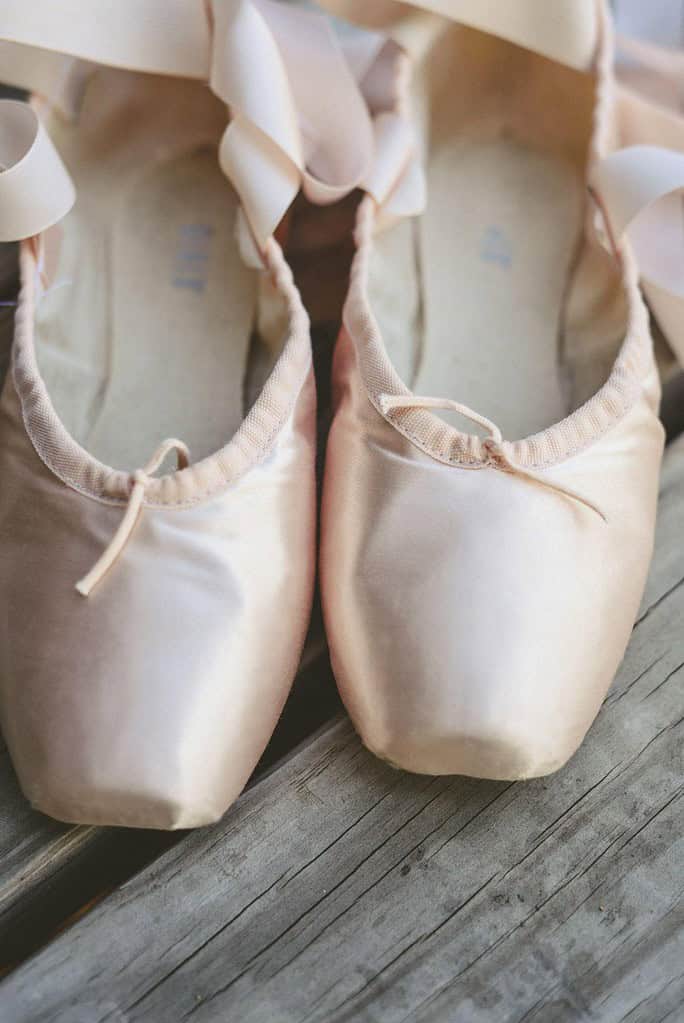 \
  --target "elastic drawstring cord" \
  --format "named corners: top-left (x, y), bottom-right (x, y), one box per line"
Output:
top-left (379, 394), bottom-right (607, 523)
top-left (75, 438), bottom-right (190, 597)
